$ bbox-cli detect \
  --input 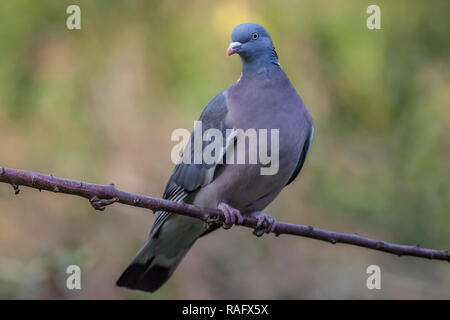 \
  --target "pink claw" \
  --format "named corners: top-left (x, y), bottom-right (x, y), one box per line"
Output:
top-left (253, 212), bottom-right (276, 237)
top-left (218, 202), bottom-right (244, 229)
